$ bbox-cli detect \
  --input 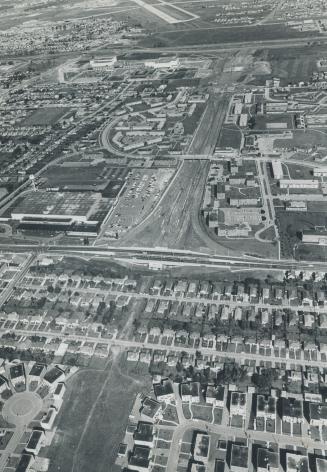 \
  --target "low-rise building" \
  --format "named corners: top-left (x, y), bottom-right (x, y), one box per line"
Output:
top-left (230, 444), bottom-right (248, 472)
top-left (286, 452), bottom-right (308, 472)
top-left (134, 422), bottom-right (154, 448)
top-left (25, 429), bottom-right (44, 455)
top-left (193, 433), bottom-right (210, 464)
top-left (256, 395), bottom-right (276, 420)
top-left (230, 392), bottom-right (247, 416)
top-left (281, 397), bottom-right (303, 423)
top-left (257, 448), bottom-right (279, 472)
top-left (309, 402), bottom-right (327, 427)
top-left (153, 379), bottom-right (174, 403)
